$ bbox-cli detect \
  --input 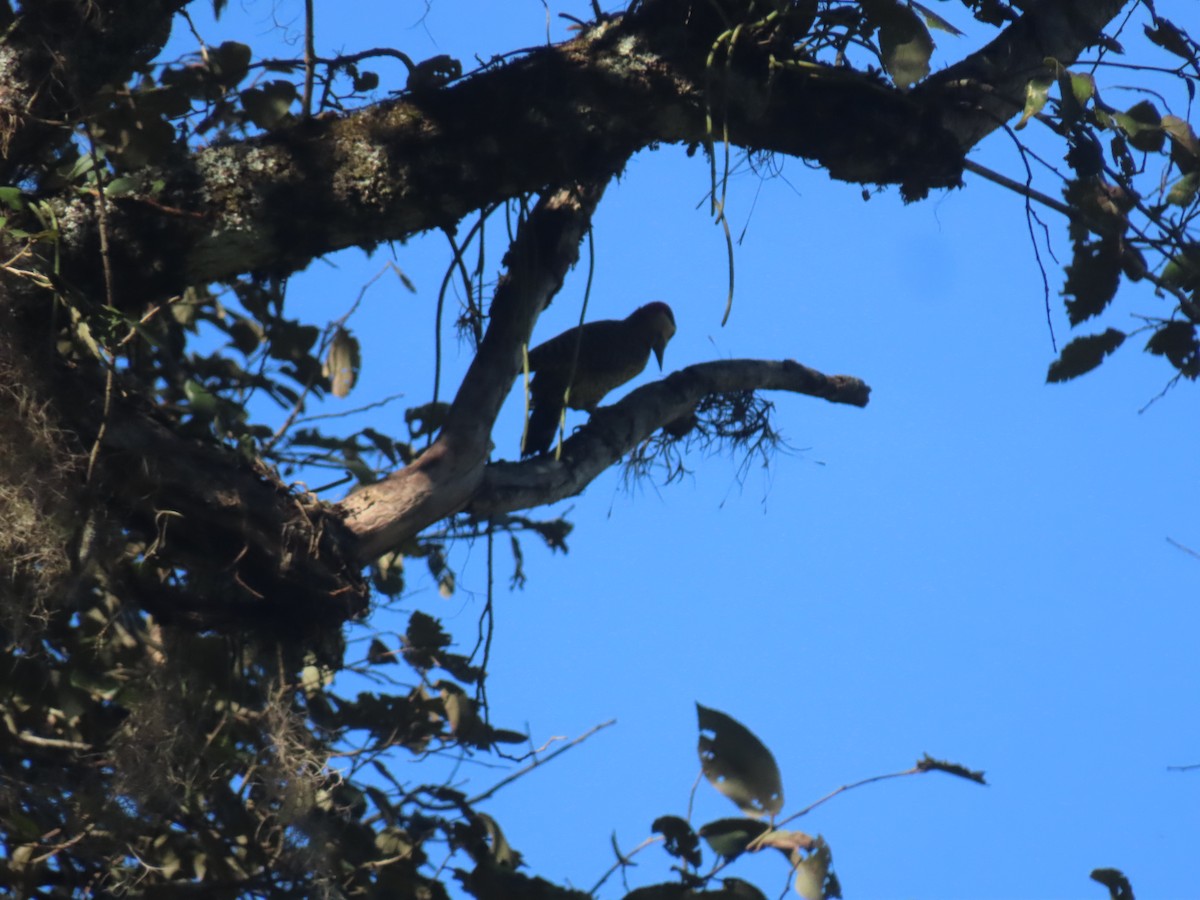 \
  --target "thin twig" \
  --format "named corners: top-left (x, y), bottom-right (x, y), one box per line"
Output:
top-left (466, 719), bottom-right (616, 805)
